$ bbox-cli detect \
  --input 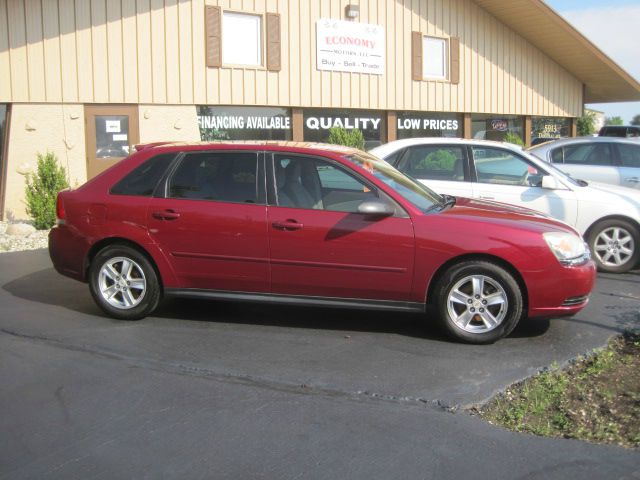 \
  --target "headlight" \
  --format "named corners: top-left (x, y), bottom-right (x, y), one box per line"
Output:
top-left (543, 232), bottom-right (590, 266)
